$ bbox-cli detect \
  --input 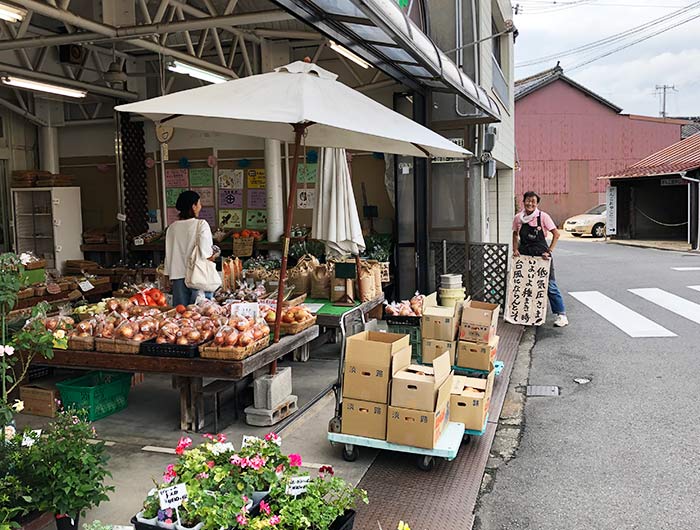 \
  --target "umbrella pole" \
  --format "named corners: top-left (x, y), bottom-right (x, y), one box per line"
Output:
top-left (271, 124), bottom-right (307, 372)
